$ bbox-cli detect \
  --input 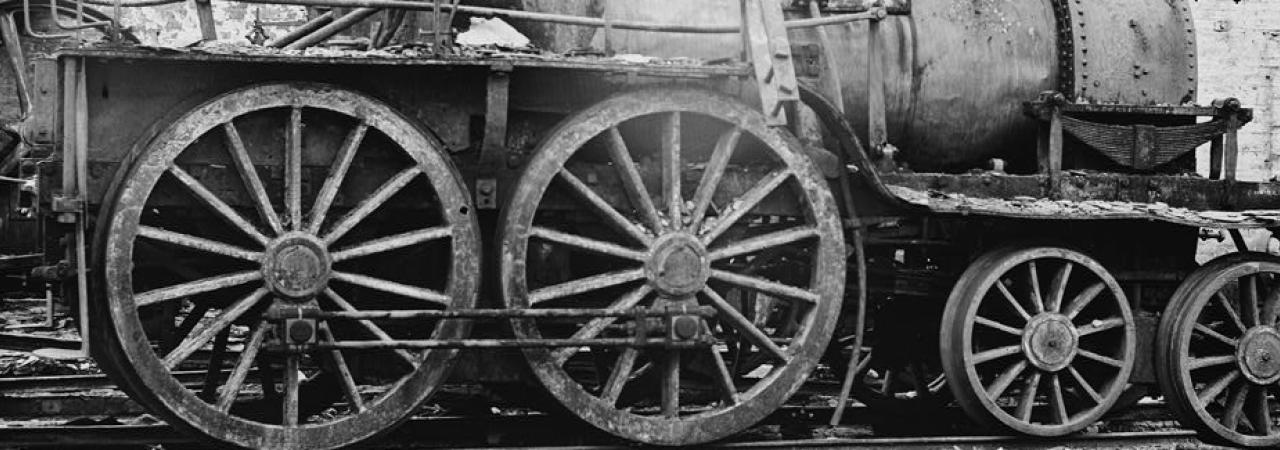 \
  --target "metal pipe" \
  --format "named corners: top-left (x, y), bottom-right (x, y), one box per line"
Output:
top-left (267, 10), bottom-right (334, 48)
top-left (283, 7), bottom-right (379, 50)
top-left (234, 0), bottom-right (890, 35)
top-left (273, 307), bottom-right (716, 321)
